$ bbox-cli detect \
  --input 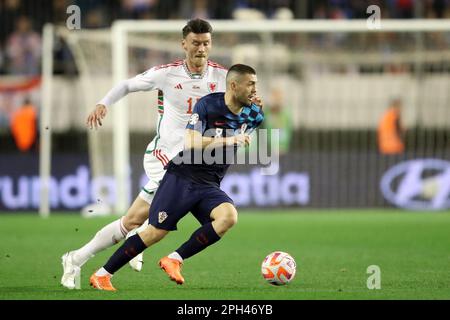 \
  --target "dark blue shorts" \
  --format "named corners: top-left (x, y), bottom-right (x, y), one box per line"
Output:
top-left (148, 172), bottom-right (234, 231)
